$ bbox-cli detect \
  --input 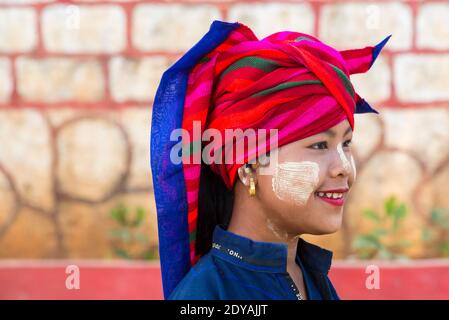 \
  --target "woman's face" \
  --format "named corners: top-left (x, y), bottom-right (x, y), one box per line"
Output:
top-left (255, 119), bottom-right (355, 236)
